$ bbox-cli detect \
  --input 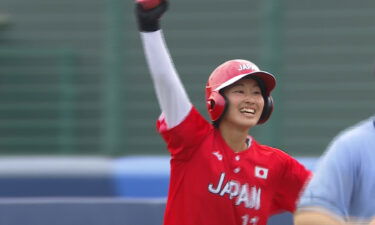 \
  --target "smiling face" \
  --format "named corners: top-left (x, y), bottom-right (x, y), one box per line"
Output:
top-left (220, 78), bottom-right (264, 130)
